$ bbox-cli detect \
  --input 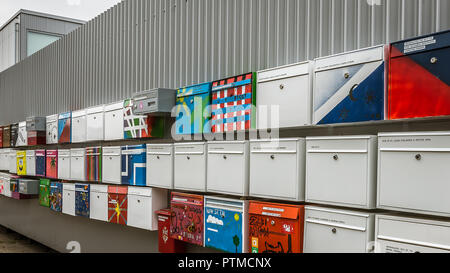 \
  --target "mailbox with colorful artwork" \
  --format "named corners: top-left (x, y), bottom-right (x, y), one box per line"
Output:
top-left (16, 151), bottom-right (26, 176)
top-left (35, 150), bottom-right (46, 177)
top-left (86, 147), bottom-right (102, 182)
top-left (157, 209), bottom-right (186, 253)
top-left (211, 73), bottom-right (257, 133)
top-left (26, 116), bottom-right (46, 145)
top-left (204, 196), bottom-right (248, 253)
top-left (170, 192), bottom-right (204, 246)
top-left (175, 82), bottom-right (212, 135)
top-left (388, 30), bottom-right (450, 120)
top-left (248, 201), bottom-right (305, 253)
top-left (49, 182), bottom-right (63, 212)
top-left (121, 145), bottom-right (146, 186)
top-left (39, 178), bottom-right (50, 207)
top-left (2, 125), bottom-right (11, 148)
top-left (58, 112), bottom-right (72, 144)
top-left (123, 99), bottom-right (164, 139)
top-left (46, 150), bottom-right (58, 179)
top-left (75, 184), bottom-right (90, 218)
top-left (10, 123), bottom-right (18, 147)
top-left (108, 186), bottom-right (128, 225)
